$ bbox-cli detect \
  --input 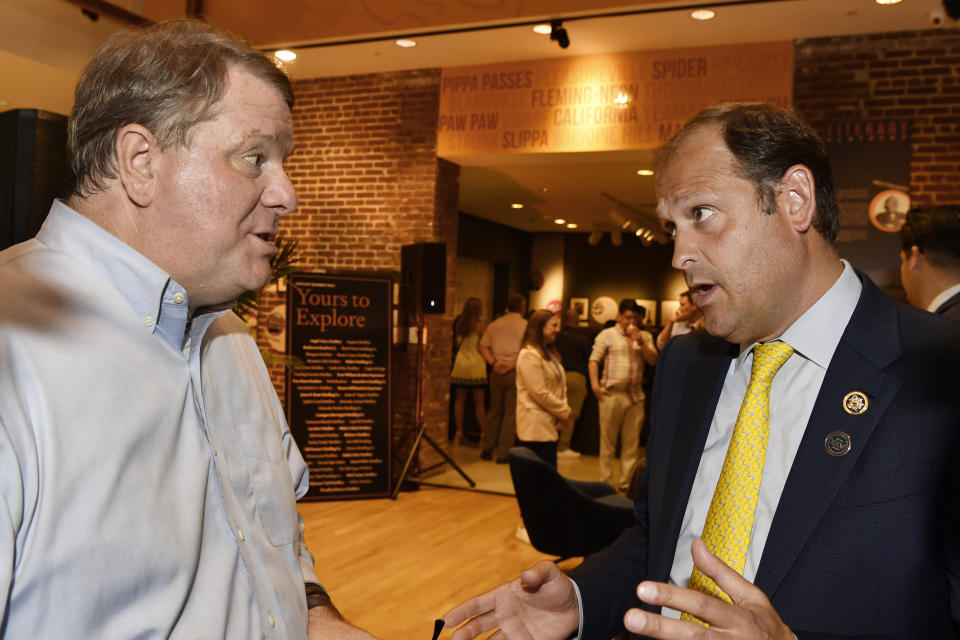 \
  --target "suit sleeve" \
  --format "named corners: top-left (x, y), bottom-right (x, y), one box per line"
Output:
top-left (564, 337), bottom-right (686, 639)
